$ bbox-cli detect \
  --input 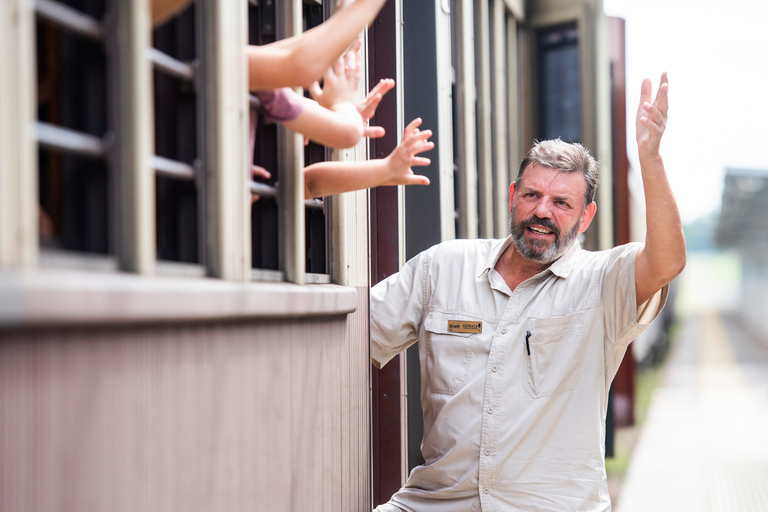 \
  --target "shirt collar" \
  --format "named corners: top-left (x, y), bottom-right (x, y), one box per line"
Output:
top-left (478, 236), bottom-right (582, 279)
